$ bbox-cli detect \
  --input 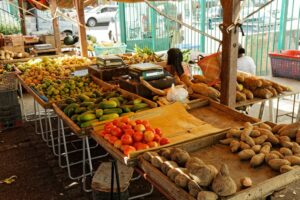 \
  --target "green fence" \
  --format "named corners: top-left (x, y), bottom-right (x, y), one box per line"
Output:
top-left (0, 0), bottom-right (21, 35)
top-left (118, 0), bottom-right (300, 75)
